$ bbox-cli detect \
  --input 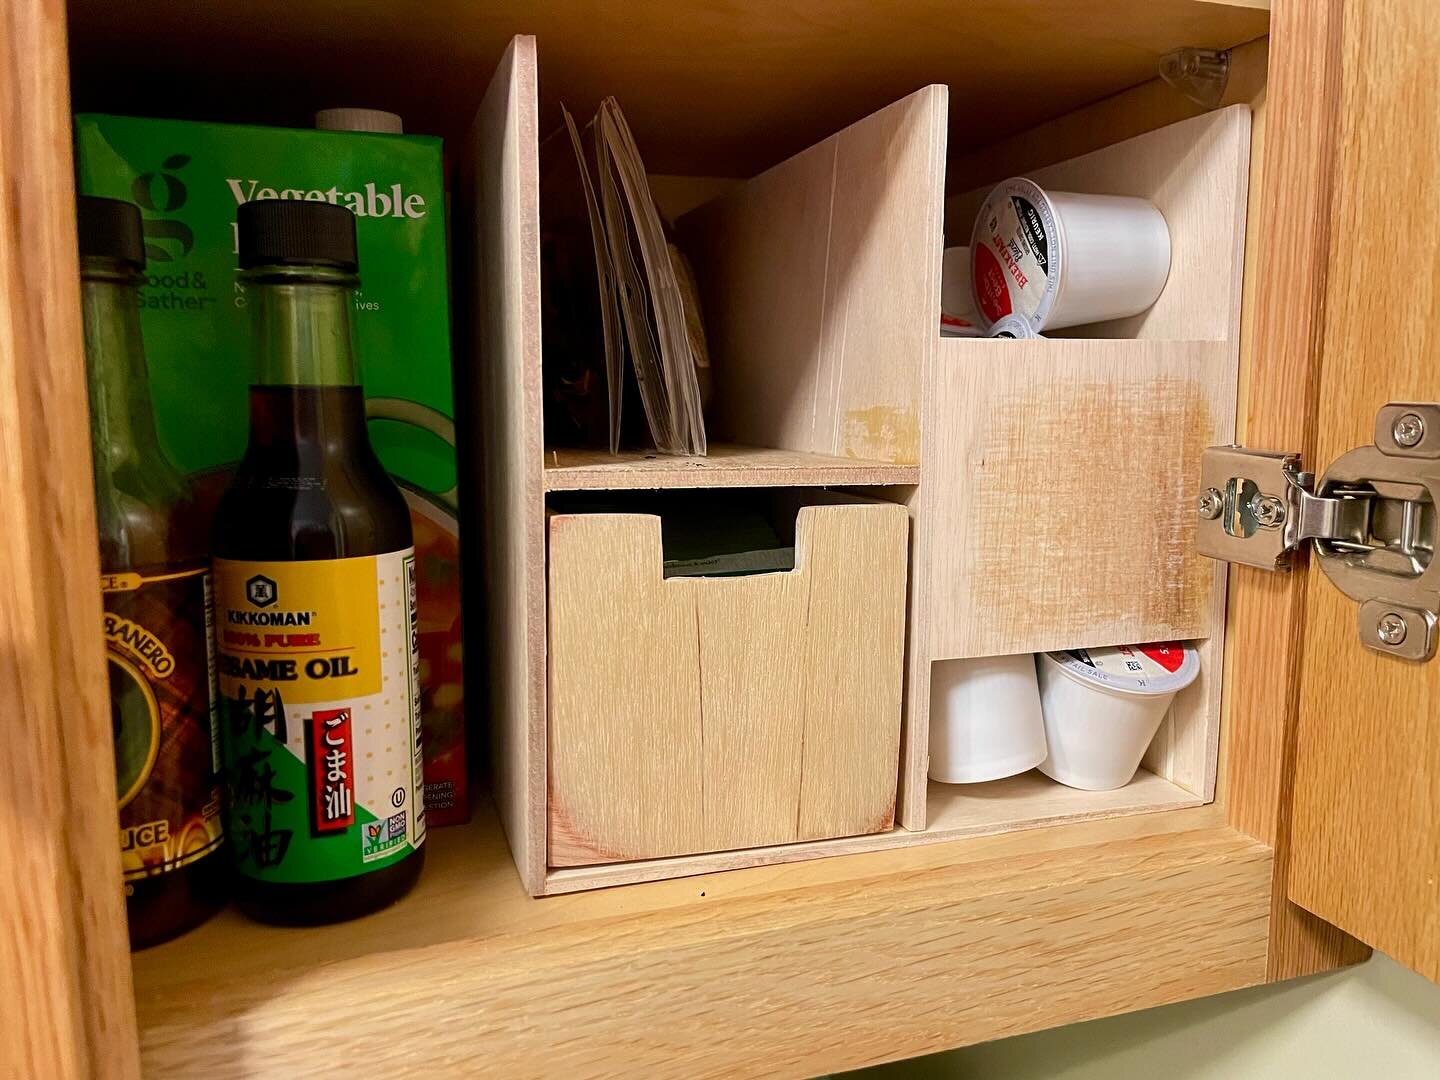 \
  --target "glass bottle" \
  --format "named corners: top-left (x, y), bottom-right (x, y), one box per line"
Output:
top-left (79, 195), bottom-right (226, 948)
top-left (211, 199), bottom-right (425, 924)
